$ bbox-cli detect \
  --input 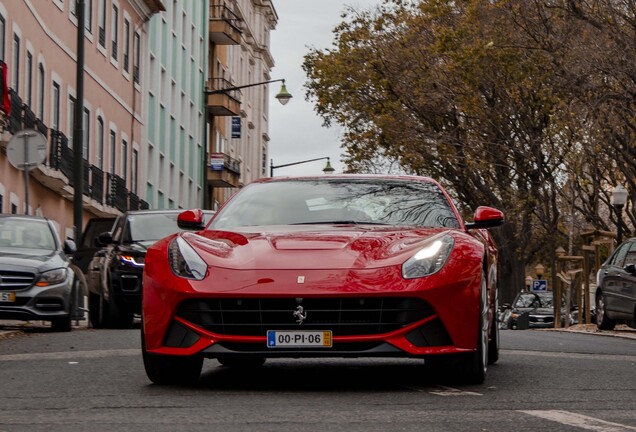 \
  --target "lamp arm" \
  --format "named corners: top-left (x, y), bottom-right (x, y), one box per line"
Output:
top-left (271, 157), bottom-right (329, 171)
top-left (206, 78), bottom-right (285, 94)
